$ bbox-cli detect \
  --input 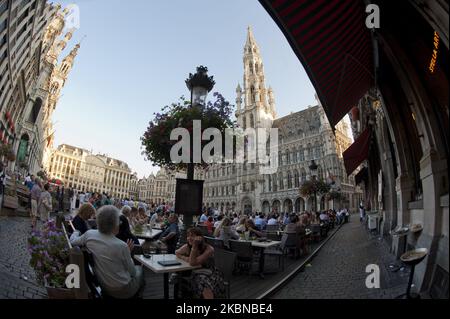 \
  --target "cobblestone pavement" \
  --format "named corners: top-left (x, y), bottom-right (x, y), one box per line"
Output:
top-left (272, 218), bottom-right (410, 299)
top-left (0, 216), bottom-right (47, 299)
